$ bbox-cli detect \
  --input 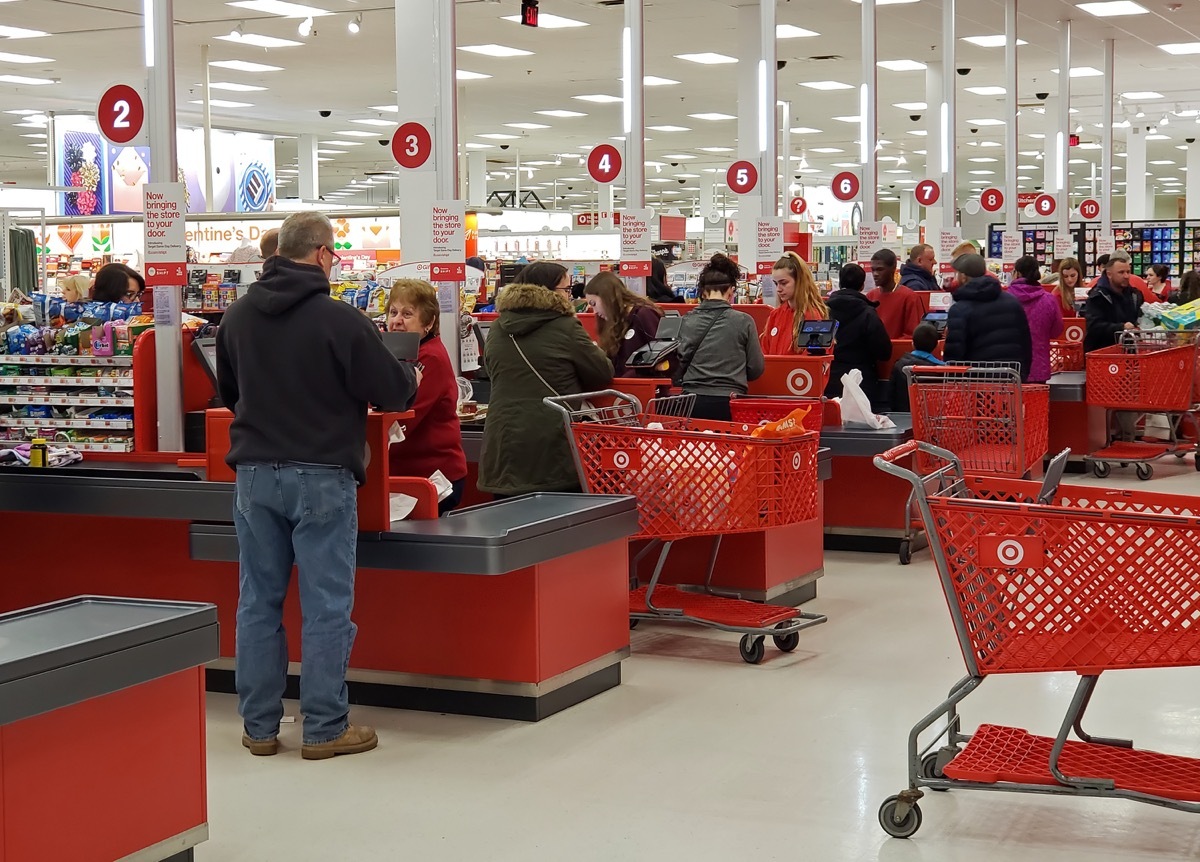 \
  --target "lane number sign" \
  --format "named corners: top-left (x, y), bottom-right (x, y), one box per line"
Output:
top-left (831, 171), bottom-right (860, 202)
top-left (727, 161), bottom-right (758, 195)
top-left (1034, 194), bottom-right (1057, 217)
top-left (789, 197), bottom-right (807, 215)
top-left (914, 179), bottom-right (941, 206)
top-left (1078, 198), bottom-right (1101, 220)
top-left (587, 144), bottom-right (623, 184)
top-left (97, 84), bottom-right (145, 145)
top-left (979, 188), bottom-right (1005, 213)
top-left (392, 121), bottom-right (433, 170)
